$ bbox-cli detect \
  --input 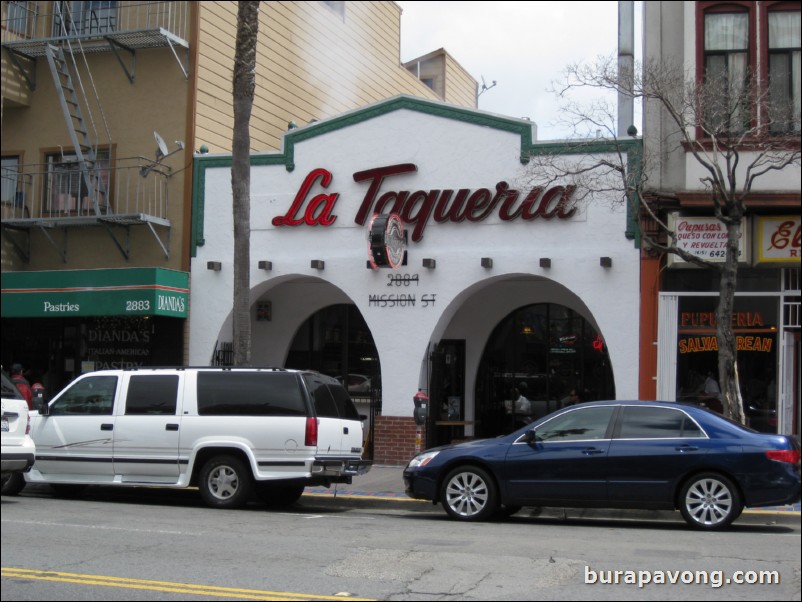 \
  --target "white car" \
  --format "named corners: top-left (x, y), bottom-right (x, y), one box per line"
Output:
top-left (342, 374), bottom-right (372, 395)
top-left (20, 368), bottom-right (370, 508)
top-left (1, 372), bottom-right (36, 488)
